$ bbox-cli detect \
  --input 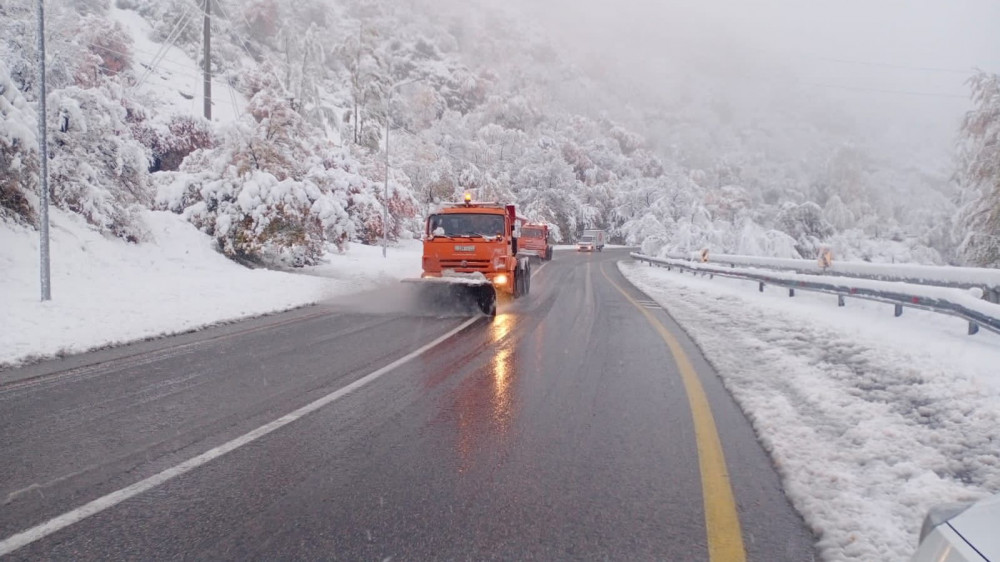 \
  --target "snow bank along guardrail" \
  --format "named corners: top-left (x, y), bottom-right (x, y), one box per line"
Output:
top-left (632, 253), bottom-right (1000, 337)
top-left (664, 251), bottom-right (1000, 303)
